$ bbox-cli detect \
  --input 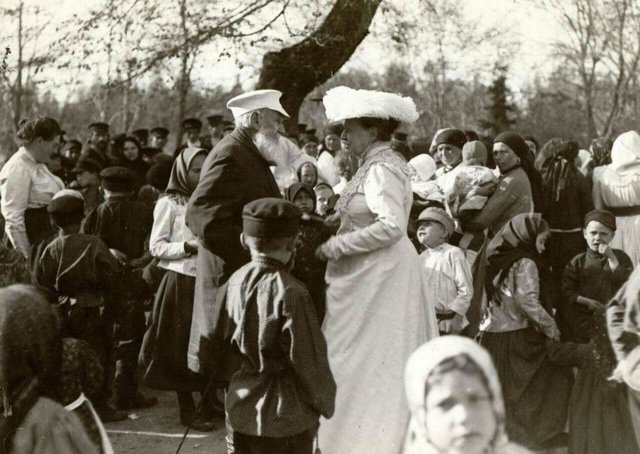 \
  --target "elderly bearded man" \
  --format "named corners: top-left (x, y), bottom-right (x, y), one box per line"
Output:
top-left (185, 91), bottom-right (286, 440)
